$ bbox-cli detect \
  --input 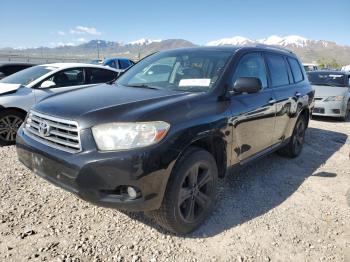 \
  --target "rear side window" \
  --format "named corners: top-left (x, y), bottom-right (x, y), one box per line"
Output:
top-left (119, 59), bottom-right (131, 69)
top-left (266, 53), bottom-right (289, 87)
top-left (89, 69), bottom-right (117, 84)
top-left (232, 52), bottom-right (268, 88)
top-left (288, 58), bottom-right (303, 83)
